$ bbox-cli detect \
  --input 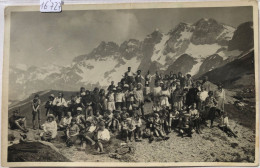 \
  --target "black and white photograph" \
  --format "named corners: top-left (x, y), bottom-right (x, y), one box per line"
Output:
top-left (2, 1), bottom-right (259, 167)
